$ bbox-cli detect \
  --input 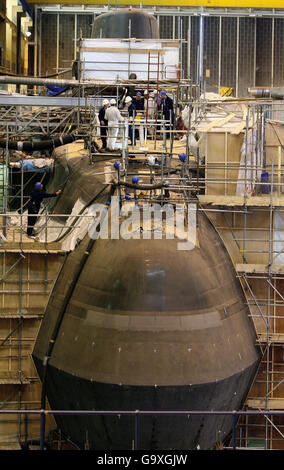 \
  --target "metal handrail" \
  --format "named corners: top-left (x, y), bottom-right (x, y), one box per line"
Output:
top-left (0, 408), bottom-right (283, 450)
